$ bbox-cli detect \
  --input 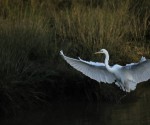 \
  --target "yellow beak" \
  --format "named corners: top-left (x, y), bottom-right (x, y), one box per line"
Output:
top-left (94, 51), bottom-right (101, 54)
